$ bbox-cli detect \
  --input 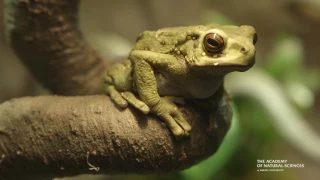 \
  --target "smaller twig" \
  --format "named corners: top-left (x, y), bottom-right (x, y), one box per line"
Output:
top-left (86, 152), bottom-right (100, 171)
